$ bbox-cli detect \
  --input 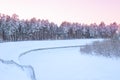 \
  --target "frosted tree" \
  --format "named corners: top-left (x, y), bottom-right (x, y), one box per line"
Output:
top-left (0, 13), bottom-right (120, 41)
